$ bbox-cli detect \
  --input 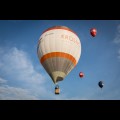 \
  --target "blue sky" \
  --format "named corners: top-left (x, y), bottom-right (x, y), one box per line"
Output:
top-left (0, 20), bottom-right (120, 100)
